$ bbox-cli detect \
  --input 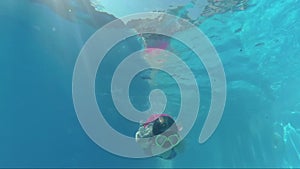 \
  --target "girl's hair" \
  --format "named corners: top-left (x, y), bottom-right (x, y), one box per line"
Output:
top-left (152, 116), bottom-right (178, 135)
